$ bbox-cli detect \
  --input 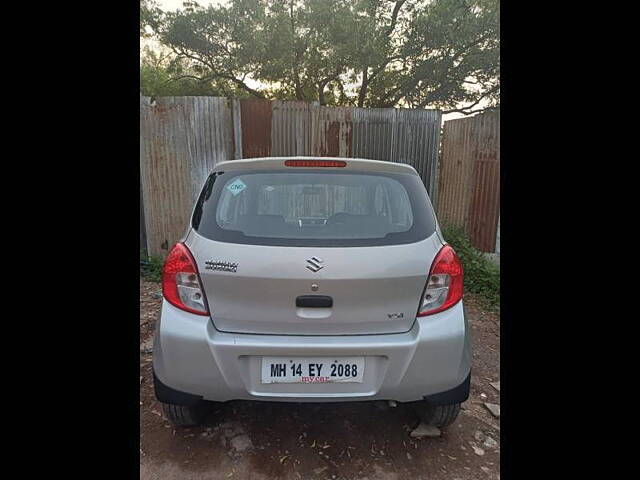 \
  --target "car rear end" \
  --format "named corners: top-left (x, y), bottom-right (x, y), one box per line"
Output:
top-left (153, 157), bottom-right (470, 424)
